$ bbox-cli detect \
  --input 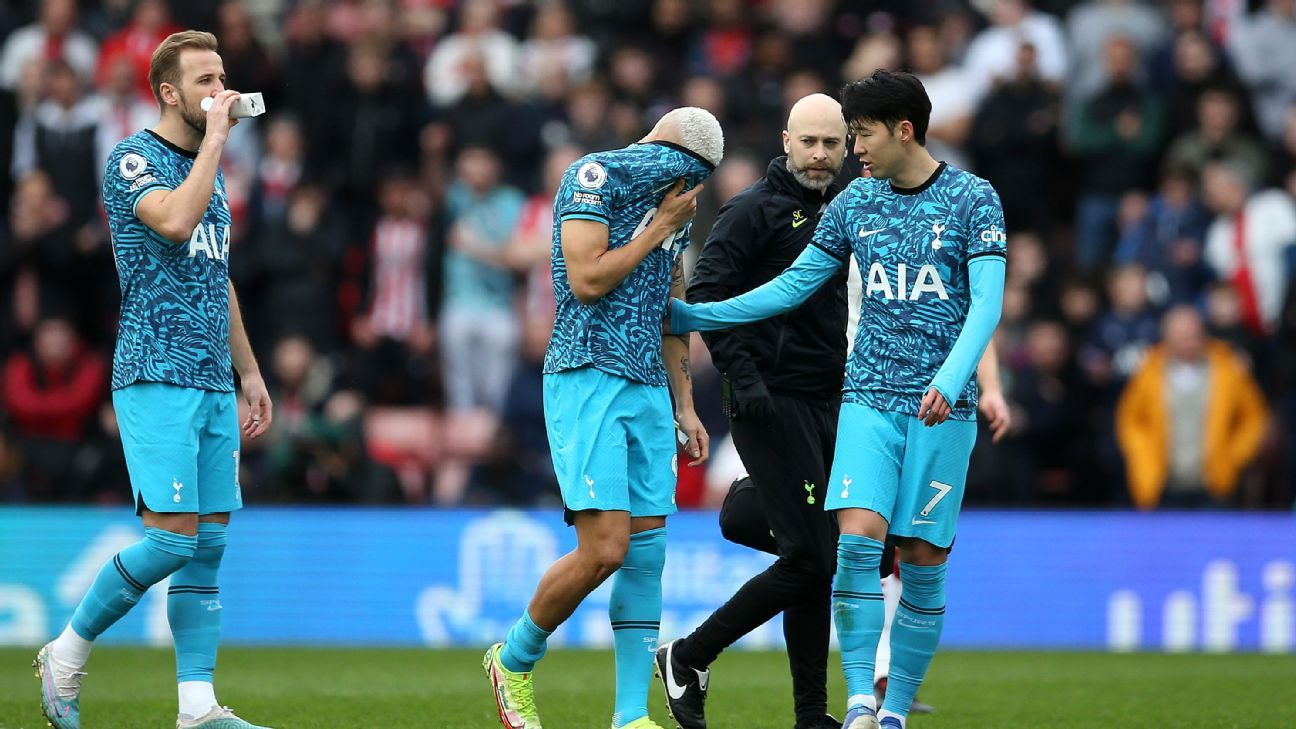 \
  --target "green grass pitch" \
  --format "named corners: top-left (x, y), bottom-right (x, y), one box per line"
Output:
top-left (3, 647), bottom-right (1295, 728)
